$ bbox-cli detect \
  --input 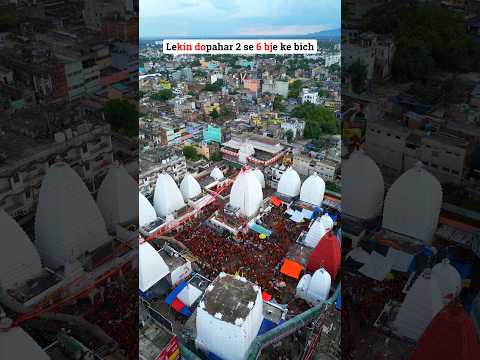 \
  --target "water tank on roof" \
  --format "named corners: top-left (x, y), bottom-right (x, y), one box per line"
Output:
top-left (342, 150), bottom-right (384, 220)
top-left (382, 162), bottom-right (442, 243)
